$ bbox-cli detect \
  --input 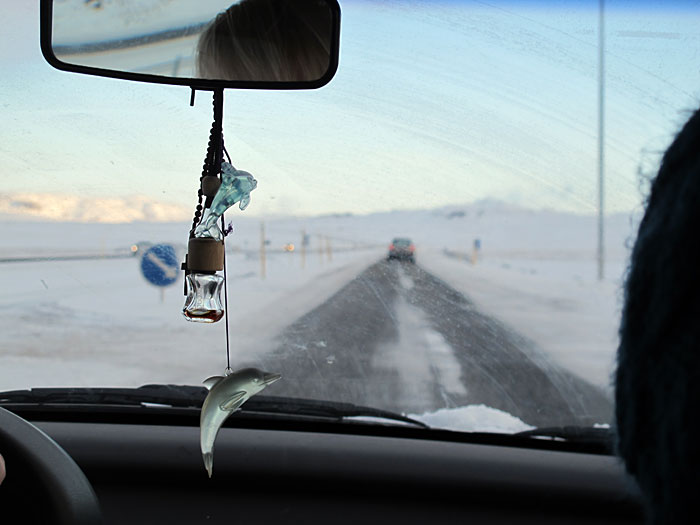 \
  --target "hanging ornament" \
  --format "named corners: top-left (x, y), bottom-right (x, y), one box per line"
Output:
top-left (200, 367), bottom-right (281, 477)
top-left (184, 91), bottom-right (280, 478)
top-left (194, 162), bottom-right (257, 241)
top-left (181, 162), bottom-right (257, 323)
